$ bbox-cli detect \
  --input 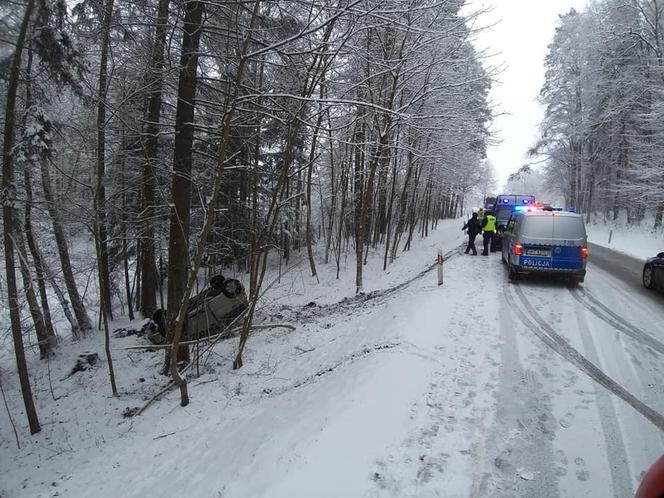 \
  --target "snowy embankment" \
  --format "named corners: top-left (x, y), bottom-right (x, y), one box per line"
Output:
top-left (6, 214), bottom-right (663, 497)
top-left (587, 217), bottom-right (664, 261)
top-left (1, 218), bottom-right (482, 497)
